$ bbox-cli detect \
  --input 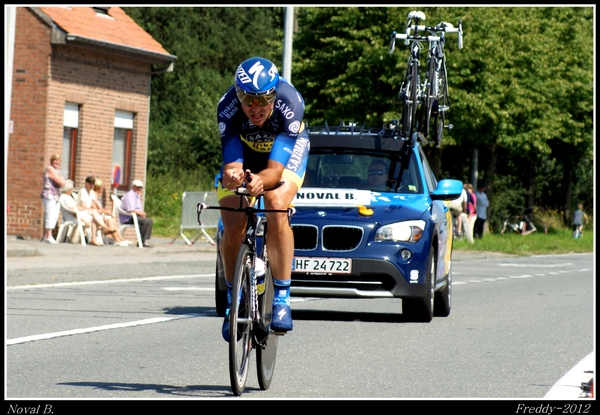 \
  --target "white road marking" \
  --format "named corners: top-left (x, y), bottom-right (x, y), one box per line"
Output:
top-left (498, 263), bottom-right (573, 267)
top-left (543, 352), bottom-right (594, 399)
top-left (7, 314), bottom-right (200, 345)
top-left (7, 274), bottom-right (213, 290)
